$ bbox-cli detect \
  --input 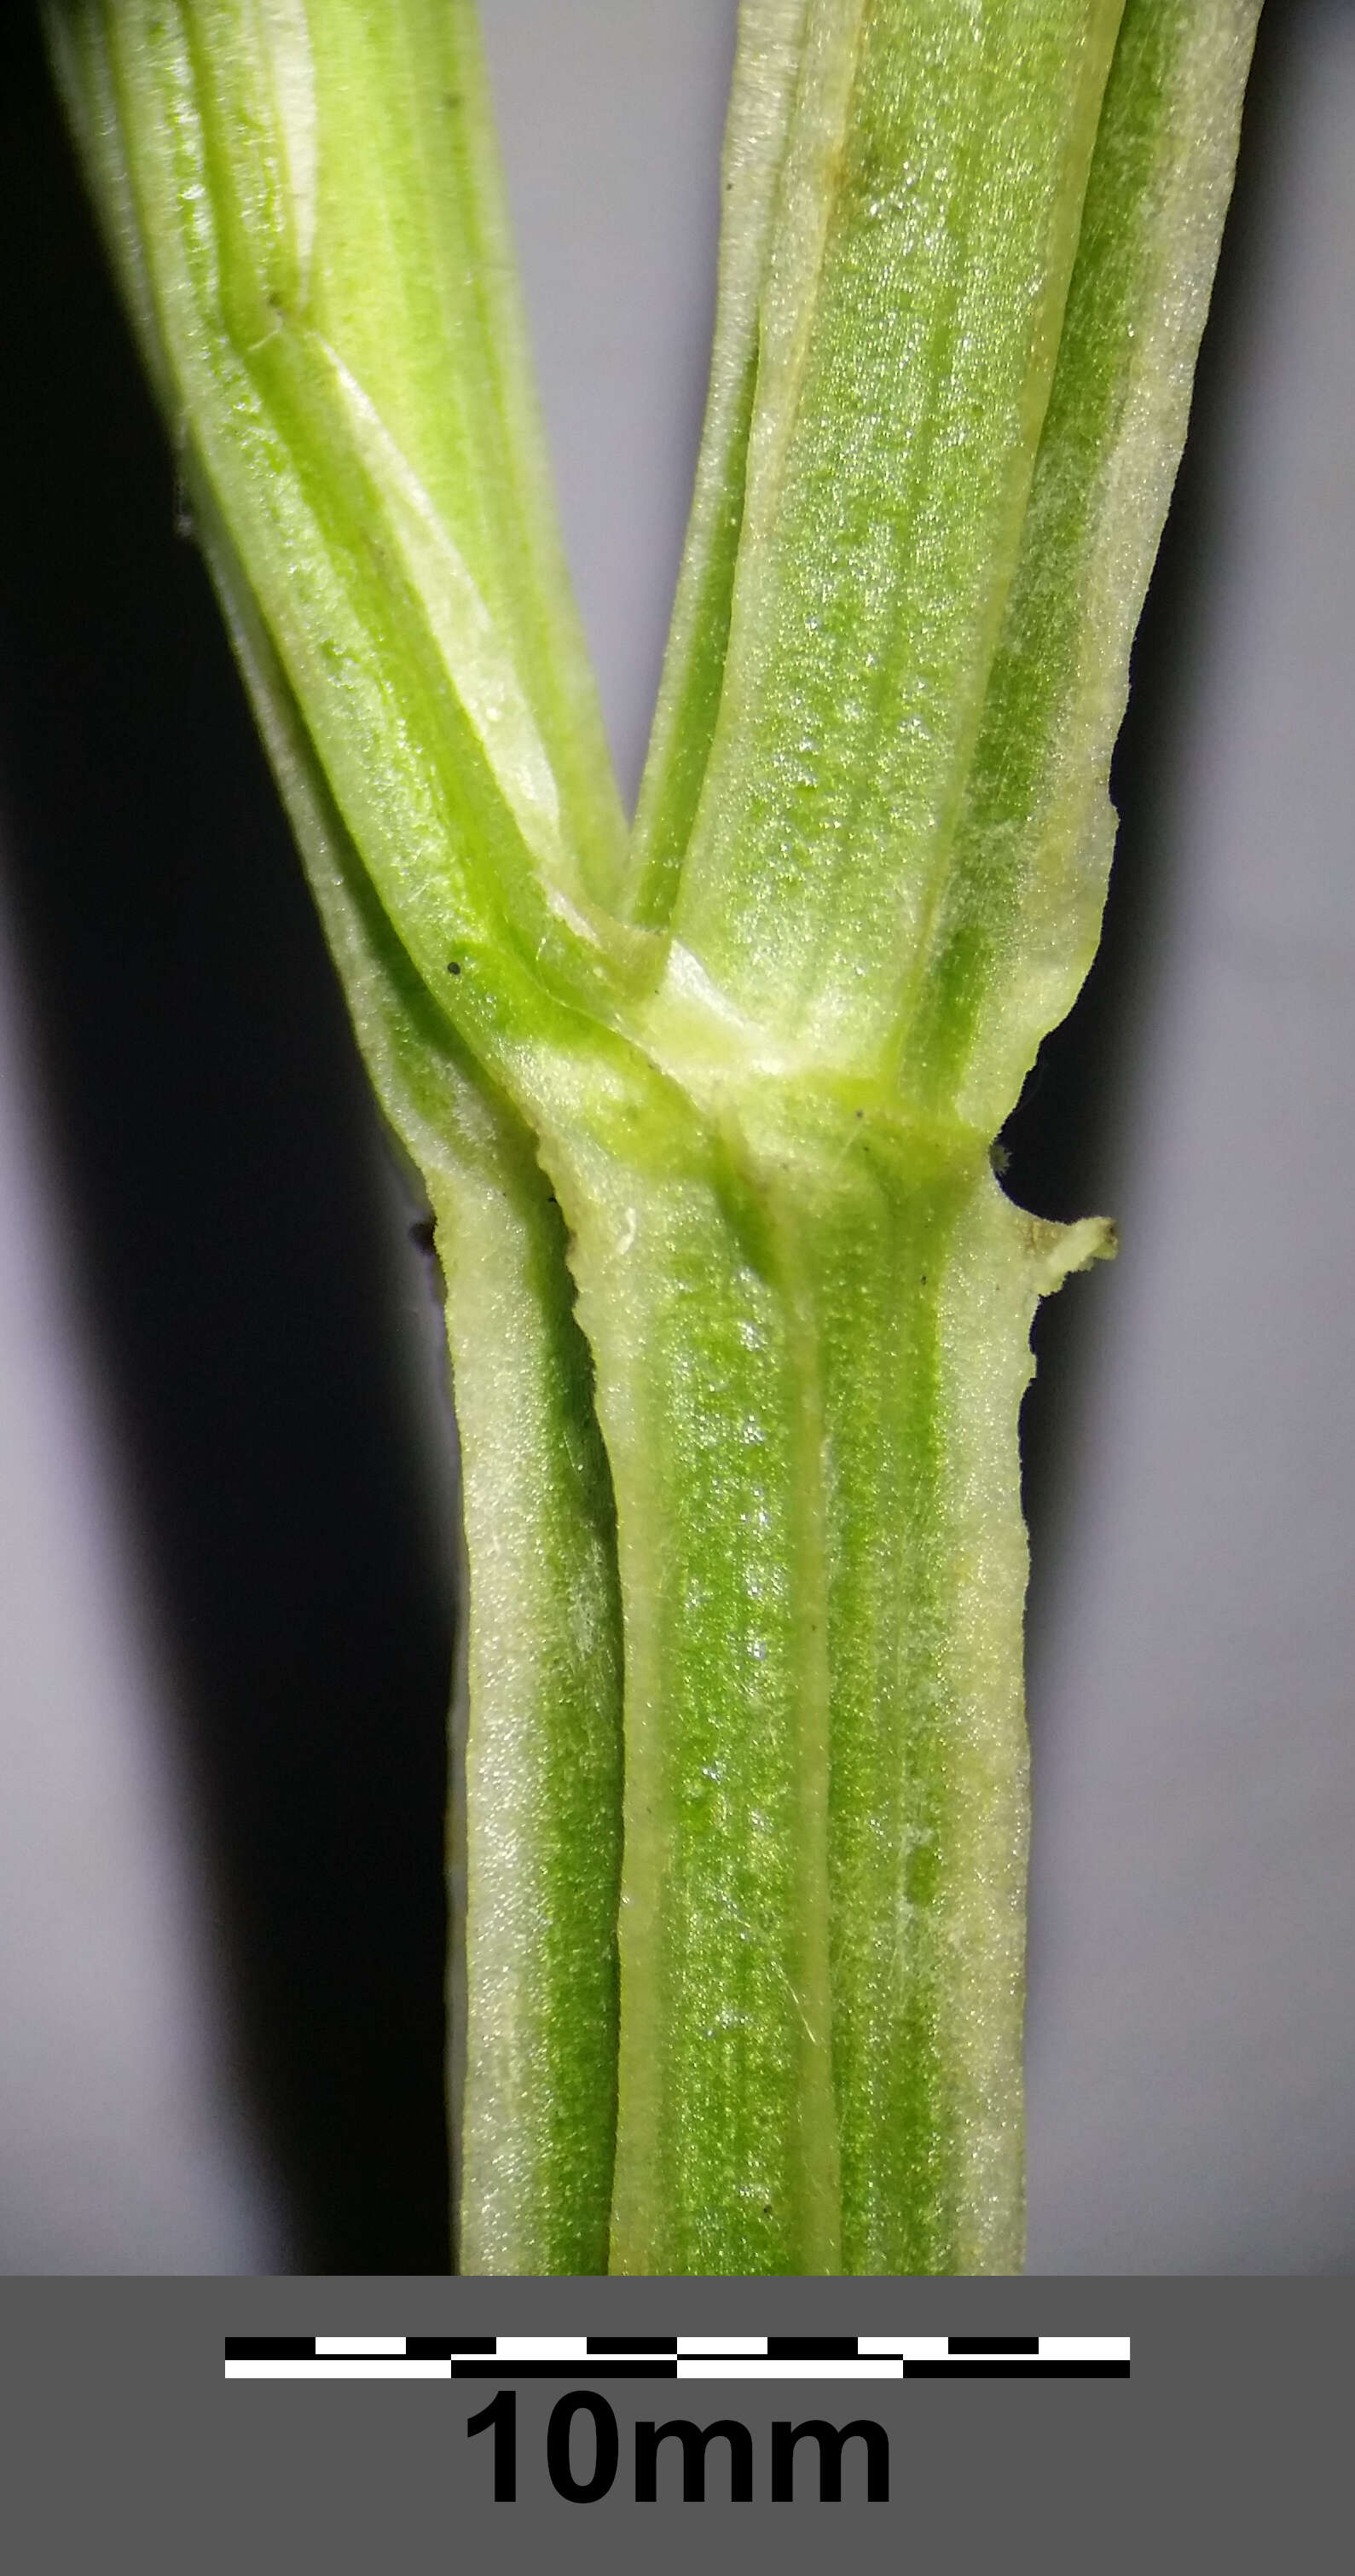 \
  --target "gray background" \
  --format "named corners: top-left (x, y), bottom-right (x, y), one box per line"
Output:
top-left (0, 0), bottom-right (1351, 2271)
top-left (7, 2278), bottom-right (1345, 2570)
